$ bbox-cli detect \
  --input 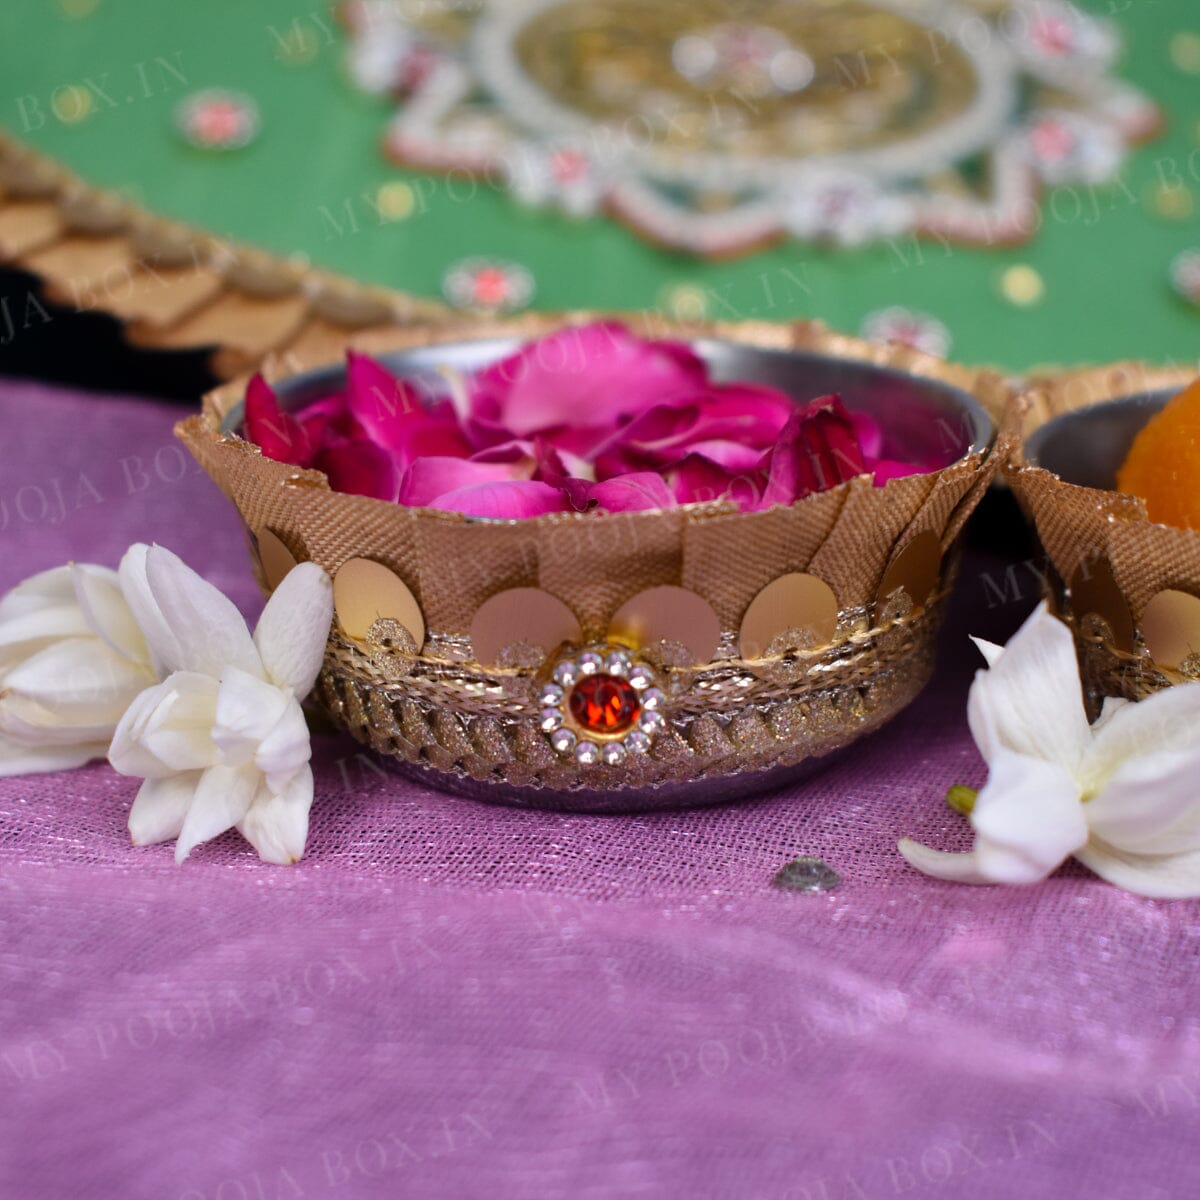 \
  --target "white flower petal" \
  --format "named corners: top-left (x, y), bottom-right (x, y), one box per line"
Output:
top-left (970, 750), bottom-right (1087, 884)
top-left (966, 603), bottom-right (1090, 772)
top-left (1085, 750), bottom-right (1200, 855)
top-left (0, 692), bottom-right (122, 747)
top-left (3, 638), bottom-right (151, 724)
top-left (128, 771), bottom-right (202, 846)
top-left (969, 636), bottom-right (1004, 668)
top-left (108, 682), bottom-right (177, 778)
top-left (143, 546), bottom-right (262, 679)
top-left (1089, 695), bottom-right (1131, 734)
top-left (174, 763), bottom-right (259, 863)
top-left (254, 697), bottom-right (312, 793)
top-left (253, 563), bottom-right (333, 696)
top-left (238, 766), bottom-right (313, 865)
top-left (137, 673), bottom-right (220, 773)
top-left (0, 565), bottom-right (79, 622)
top-left (0, 606), bottom-right (93, 670)
top-left (213, 666), bottom-right (291, 766)
top-left (118, 544), bottom-right (179, 678)
top-left (898, 838), bottom-right (996, 884)
top-left (109, 673), bottom-right (219, 778)
top-left (1083, 681), bottom-right (1200, 790)
top-left (1076, 839), bottom-right (1200, 899)
top-left (71, 563), bottom-right (149, 666)
top-left (0, 732), bottom-right (107, 776)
